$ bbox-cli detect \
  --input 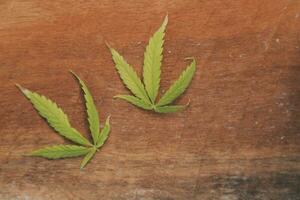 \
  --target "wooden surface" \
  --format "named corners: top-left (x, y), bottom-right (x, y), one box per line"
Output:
top-left (0, 0), bottom-right (300, 199)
